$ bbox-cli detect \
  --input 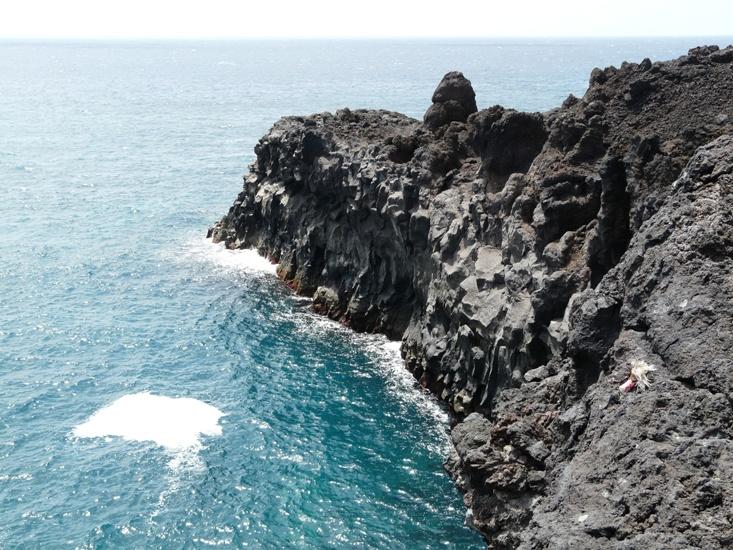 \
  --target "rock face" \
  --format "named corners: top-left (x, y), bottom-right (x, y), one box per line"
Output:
top-left (424, 71), bottom-right (478, 129)
top-left (210, 46), bottom-right (733, 548)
